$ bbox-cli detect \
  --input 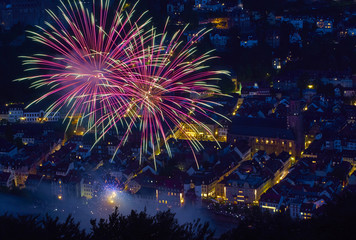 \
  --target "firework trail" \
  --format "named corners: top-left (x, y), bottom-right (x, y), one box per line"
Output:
top-left (17, 0), bottom-right (151, 135)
